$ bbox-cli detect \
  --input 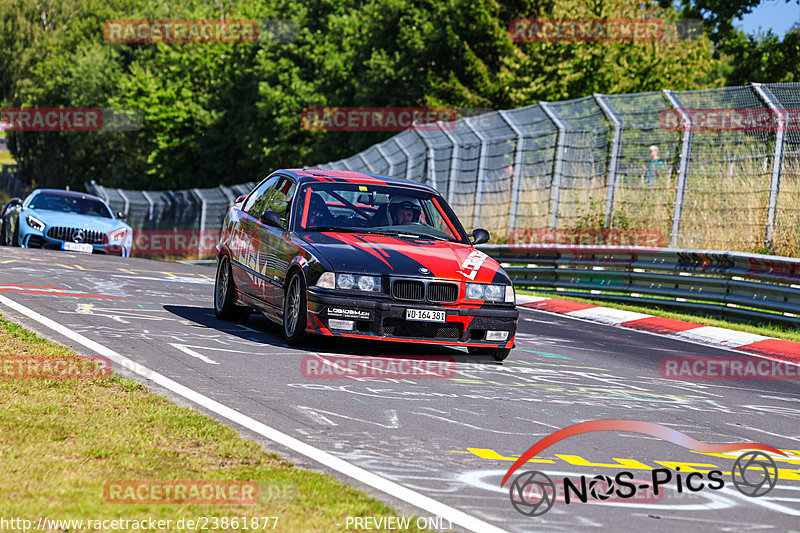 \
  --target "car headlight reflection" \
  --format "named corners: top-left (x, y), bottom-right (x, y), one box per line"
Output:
top-left (315, 272), bottom-right (381, 292)
top-left (465, 283), bottom-right (512, 303)
top-left (26, 215), bottom-right (45, 231)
